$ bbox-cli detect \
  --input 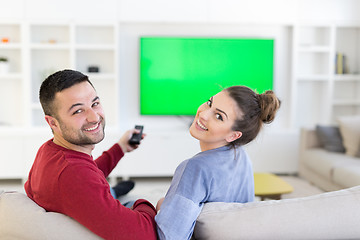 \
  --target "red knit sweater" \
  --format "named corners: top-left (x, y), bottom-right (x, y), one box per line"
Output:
top-left (24, 139), bottom-right (157, 240)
